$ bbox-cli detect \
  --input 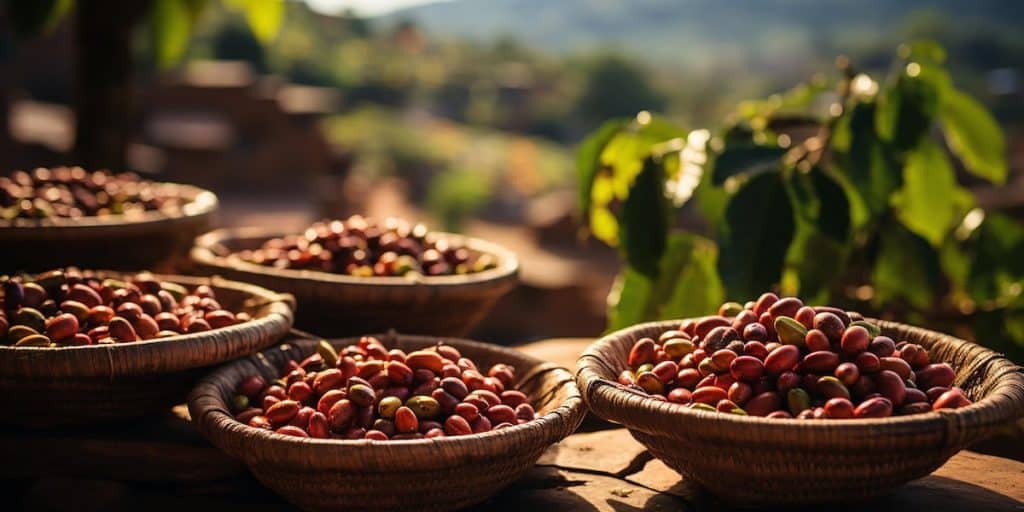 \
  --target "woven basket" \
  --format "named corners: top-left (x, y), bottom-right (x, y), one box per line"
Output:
top-left (189, 227), bottom-right (518, 337)
top-left (189, 333), bottom-right (585, 512)
top-left (0, 272), bottom-right (294, 427)
top-left (577, 318), bottom-right (1024, 506)
top-left (0, 184), bottom-right (217, 272)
